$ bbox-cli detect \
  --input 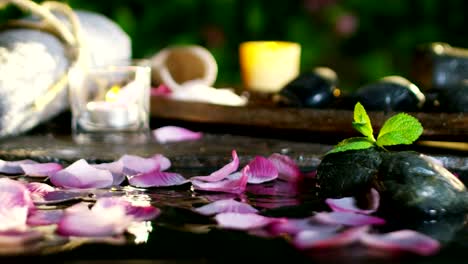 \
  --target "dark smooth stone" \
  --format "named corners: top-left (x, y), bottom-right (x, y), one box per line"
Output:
top-left (277, 67), bottom-right (339, 108)
top-left (354, 76), bottom-right (425, 112)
